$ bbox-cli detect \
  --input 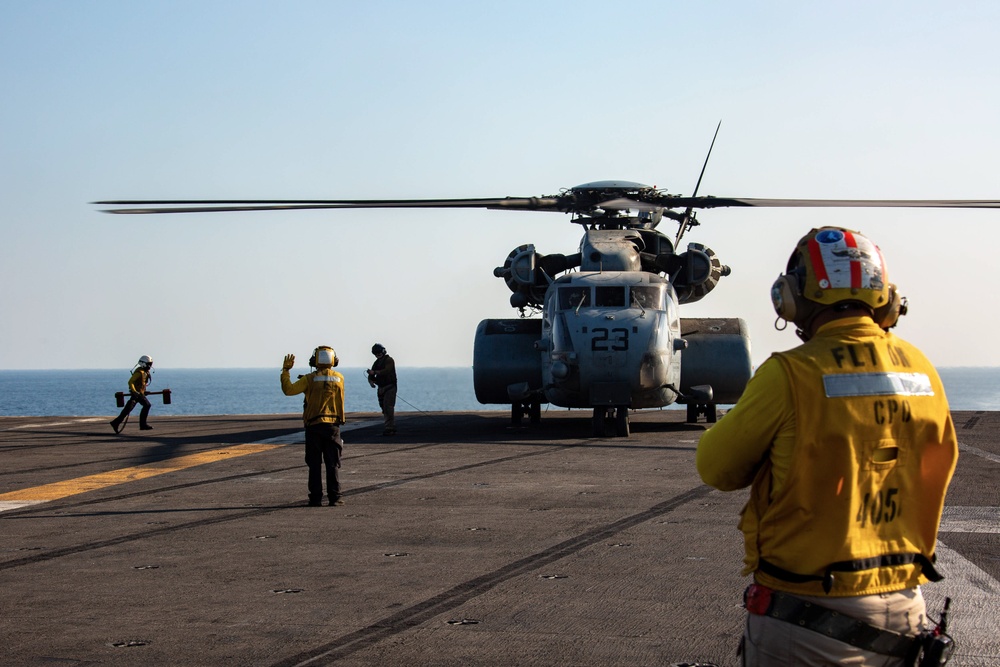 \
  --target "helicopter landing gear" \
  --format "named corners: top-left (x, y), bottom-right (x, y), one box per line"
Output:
top-left (686, 402), bottom-right (718, 423)
top-left (511, 401), bottom-right (541, 426)
top-left (615, 406), bottom-right (630, 437)
top-left (593, 406), bottom-right (630, 437)
top-left (592, 407), bottom-right (609, 437)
